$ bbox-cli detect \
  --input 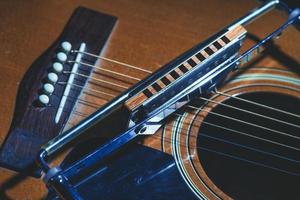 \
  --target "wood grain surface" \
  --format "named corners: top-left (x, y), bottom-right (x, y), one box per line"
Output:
top-left (0, 0), bottom-right (299, 199)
